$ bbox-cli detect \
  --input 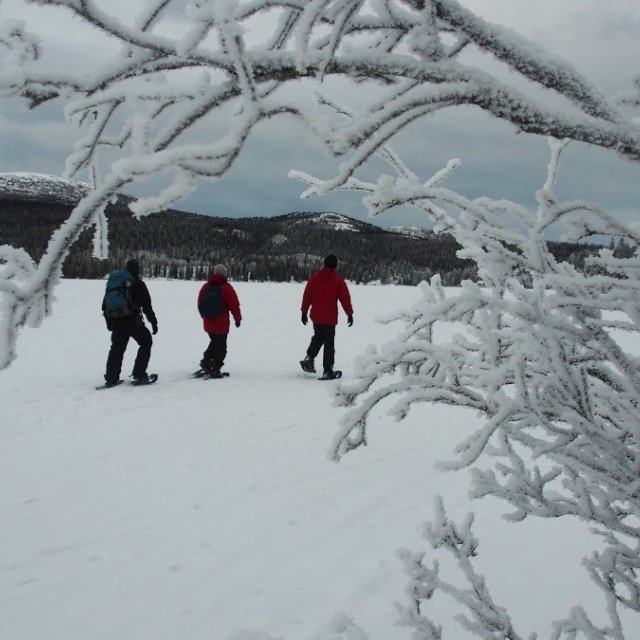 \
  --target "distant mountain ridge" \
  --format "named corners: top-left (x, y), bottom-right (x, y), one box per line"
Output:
top-left (0, 173), bottom-right (597, 284)
top-left (272, 211), bottom-right (383, 234)
top-left (0, 173), bottom-right (422, 236)
top-left (0, 172), bottom-right (92, 205)
top-left (0, 172), bottom-right (137, 207)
